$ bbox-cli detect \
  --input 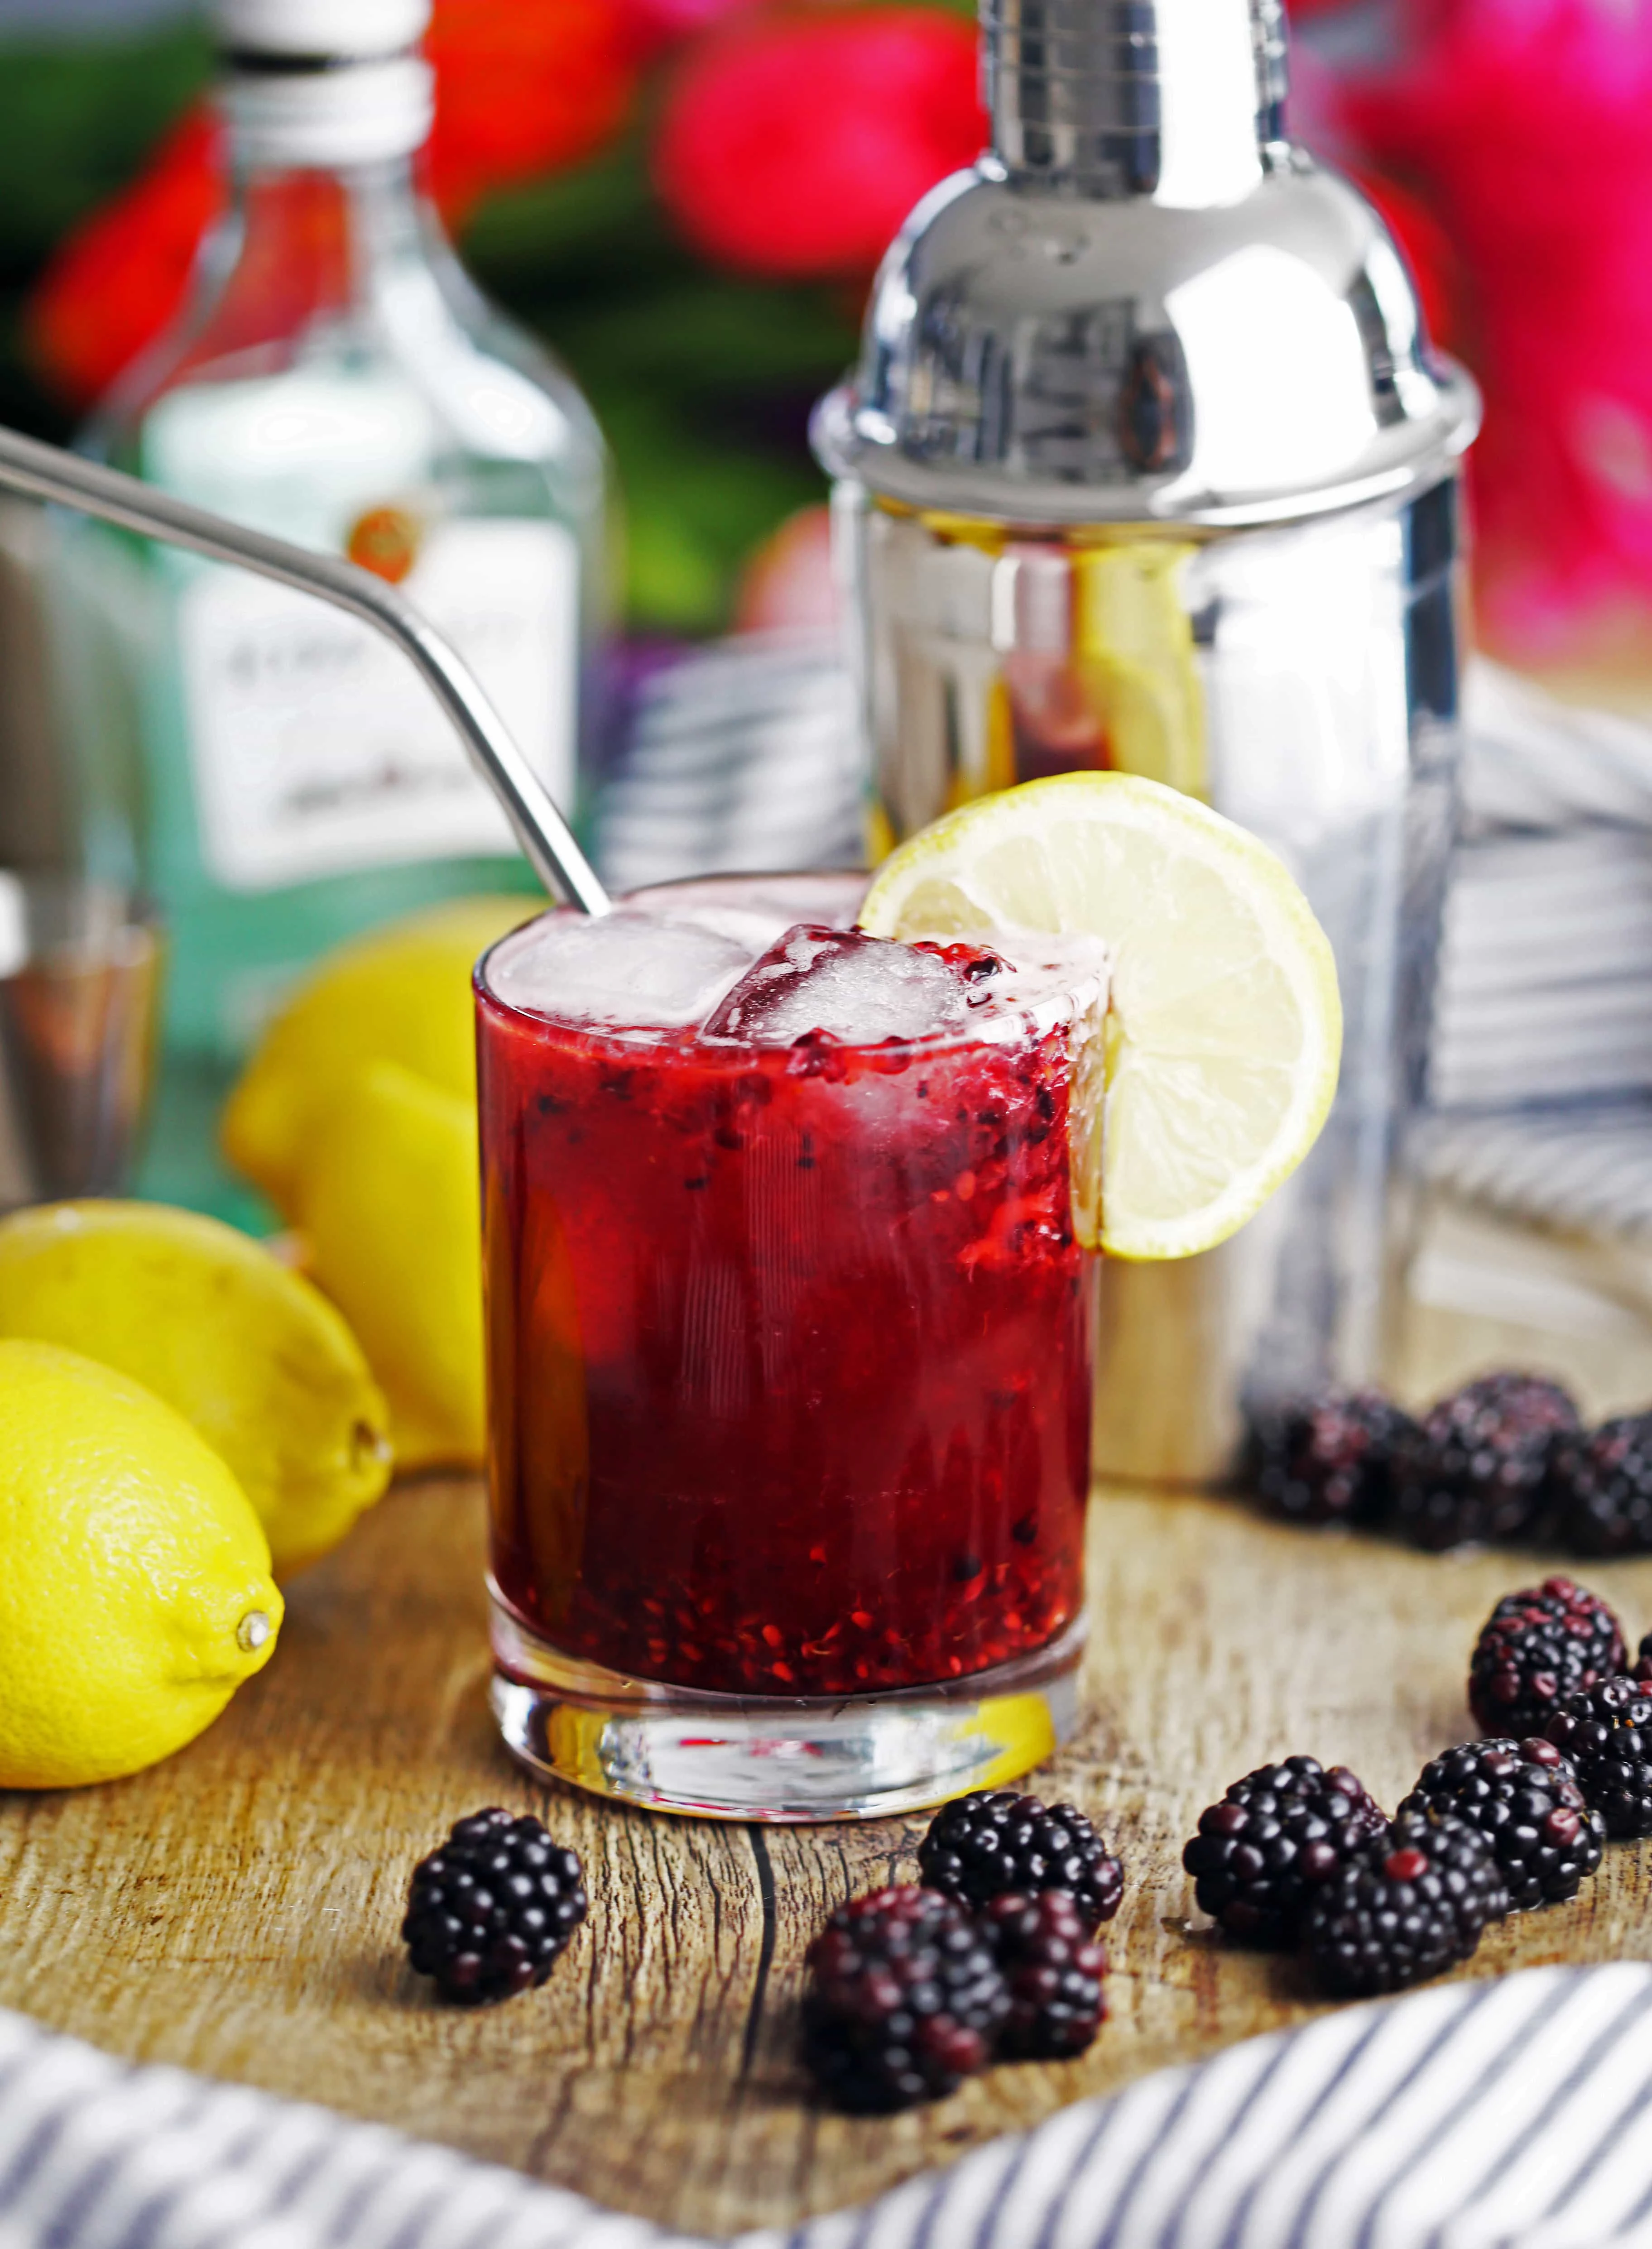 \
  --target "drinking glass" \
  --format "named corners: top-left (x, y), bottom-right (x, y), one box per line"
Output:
top-left (0, 876), bottom-right (161, 1210)
top-left (477, 873), bottom-right (1097, 1820)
